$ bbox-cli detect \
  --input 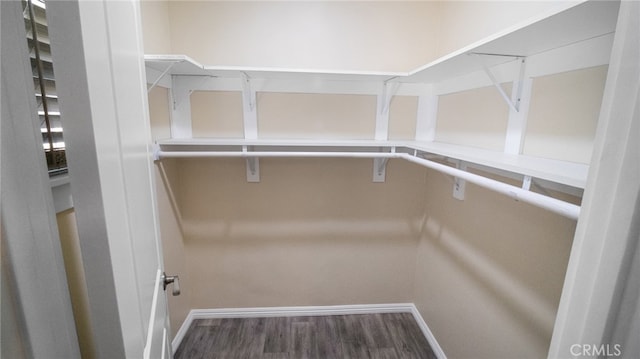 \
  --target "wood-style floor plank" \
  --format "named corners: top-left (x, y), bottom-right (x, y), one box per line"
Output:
top-left (174, 313), bottom-right (436, 359)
